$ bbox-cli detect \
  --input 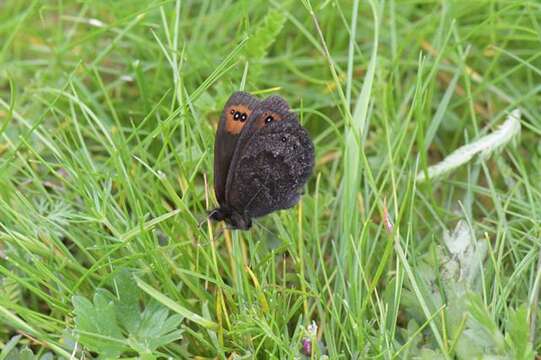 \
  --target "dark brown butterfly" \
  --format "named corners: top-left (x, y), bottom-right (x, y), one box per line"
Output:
top-left (209, 91), bottom-right (315, 230)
